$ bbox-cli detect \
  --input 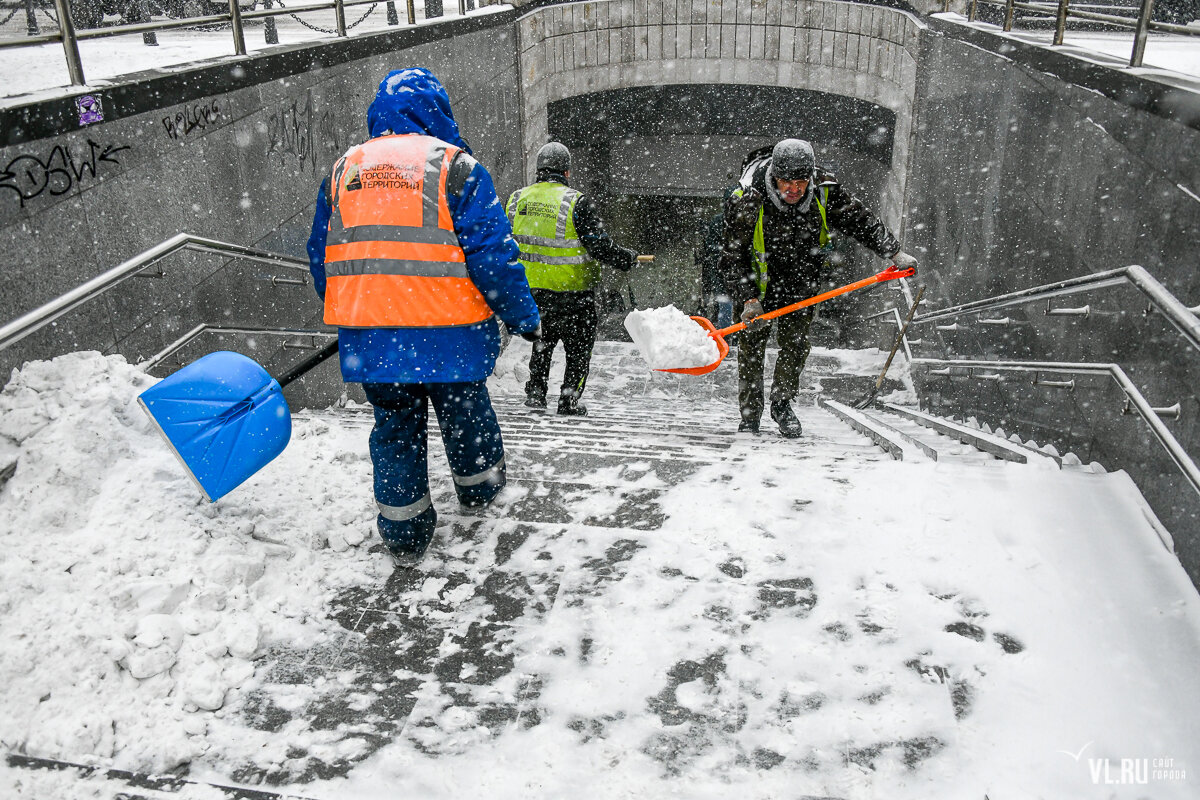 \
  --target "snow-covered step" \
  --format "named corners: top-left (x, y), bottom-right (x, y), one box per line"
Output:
top-left (818, 398), bottom-right (929, 461)
top-left (880, 402), bottom-right (1060, 467)
top-left (855, 407), bottom-right (1013, 465)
